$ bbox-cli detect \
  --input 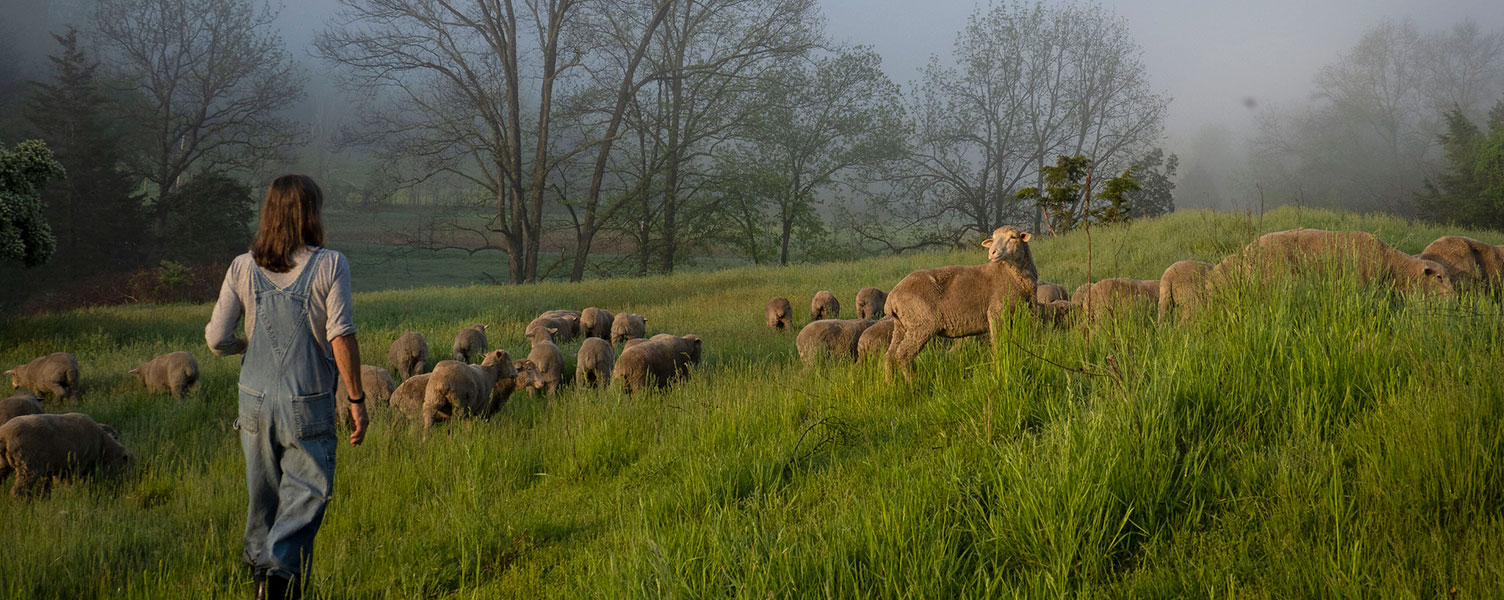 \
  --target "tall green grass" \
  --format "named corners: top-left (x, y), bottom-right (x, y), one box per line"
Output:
top-left (2, 206), bottom-right (1502, 598)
